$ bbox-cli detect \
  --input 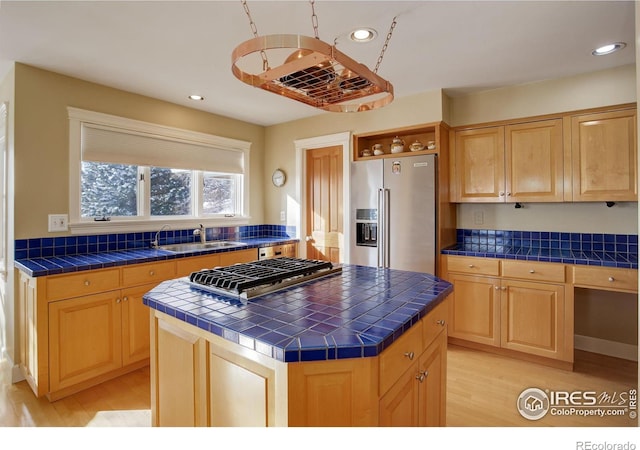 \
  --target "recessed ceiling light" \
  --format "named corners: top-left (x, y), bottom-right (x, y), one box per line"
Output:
top-left (188, 94), bottom-right (204, 101)
top-left (592, 42), bottom-right (626, 56)
top-left (350, 28), bottom-right (377, 43)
